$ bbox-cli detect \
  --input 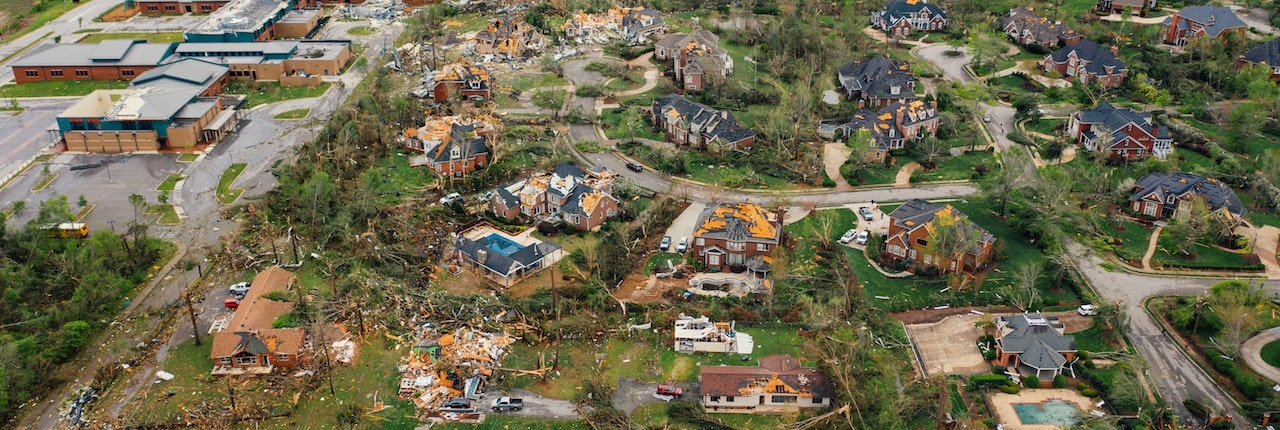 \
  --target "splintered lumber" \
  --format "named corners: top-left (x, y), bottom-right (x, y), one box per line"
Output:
top-left (491, 367), bottom-right (552, 377)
